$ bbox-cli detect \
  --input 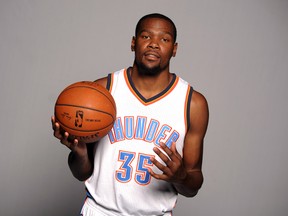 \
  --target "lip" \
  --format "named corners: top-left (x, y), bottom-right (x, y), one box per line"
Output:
top-left (144, 51), bottom-right (160, 58)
